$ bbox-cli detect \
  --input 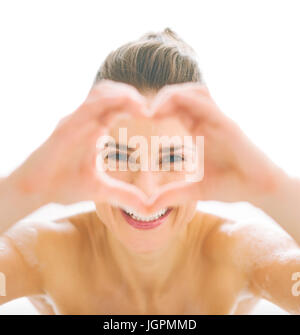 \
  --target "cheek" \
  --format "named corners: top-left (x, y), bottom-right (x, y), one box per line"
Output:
top-left (105, 170), bottom-right (133, 183)
top-left (160, 170), bottom-right (188, 184)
